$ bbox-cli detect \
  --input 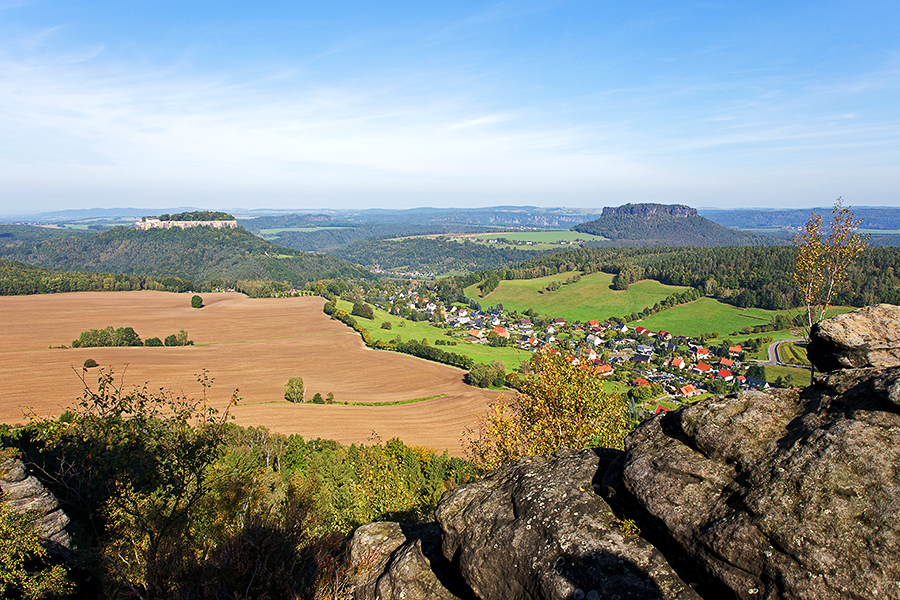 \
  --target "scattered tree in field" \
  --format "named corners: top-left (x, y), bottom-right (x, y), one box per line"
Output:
top-left (164, 330), bottom-right (193, 347)
top-left (72, 326), bottom-right (143, 348)
top-left (311, 393), bottom-right (325, 404)
top-left (794, 199), bottom-right (869, 333)
top-left (83, 358), bottom-right (99, 369)
top-left (350, 301), bottom-right (375, 320)
top-left (145, 337), bottom-right (163, 347)
top-left (380, 321), bottom-right (392, 330)
top-left (191, 294), bottom-right (203, 309)
top-left (466, 361), bottom-right (507, 388)
top-left (464, 351), bottom-right (630, 471)
top-left (284, 377), bottom-right (304, 402)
